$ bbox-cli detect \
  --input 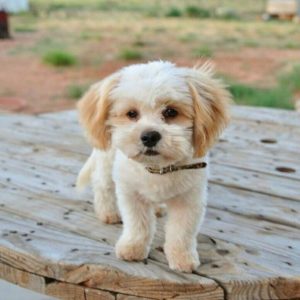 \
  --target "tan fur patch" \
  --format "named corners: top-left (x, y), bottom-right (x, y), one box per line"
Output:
top-left (189, 80), bottom-right (231, 157)
top-left (77, 74), bottom-right (119, 150)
